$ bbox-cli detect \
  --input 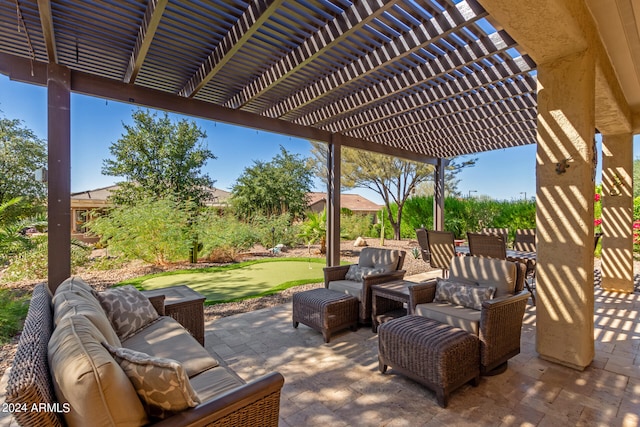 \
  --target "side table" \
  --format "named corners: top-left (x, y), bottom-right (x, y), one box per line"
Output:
top-left (371, 280), bottom-right (419, 332)
top-left (142, 285), bottom-right (206, 345)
